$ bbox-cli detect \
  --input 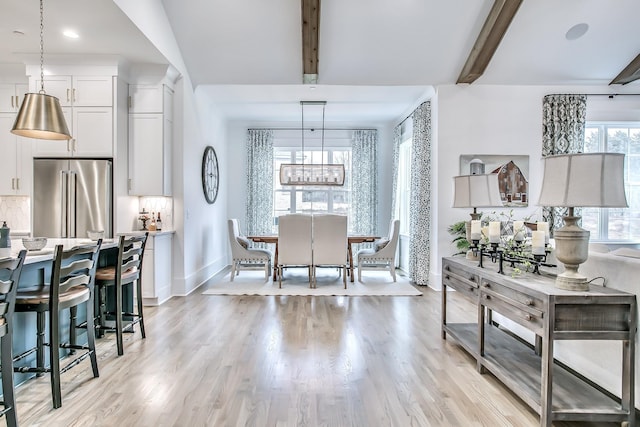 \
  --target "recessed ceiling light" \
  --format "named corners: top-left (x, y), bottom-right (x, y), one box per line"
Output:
top-left (309, 86), bottom-right (317, 91)
top-left (566, 23), bottom-right (589, 41)
top-left (63, 29), bottom-right (79, 39)
top-left (12, 30), bottom-right (25, 36)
